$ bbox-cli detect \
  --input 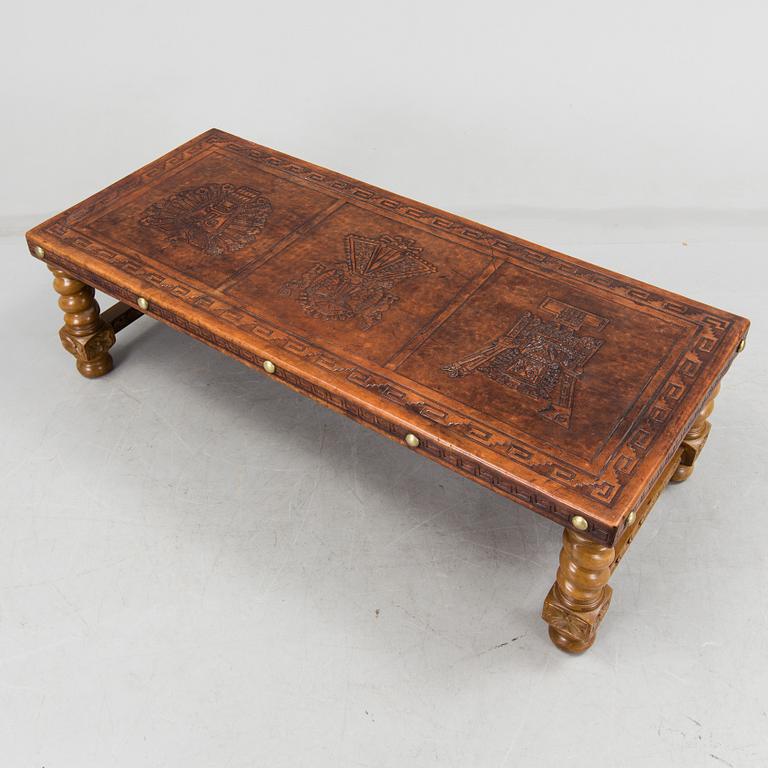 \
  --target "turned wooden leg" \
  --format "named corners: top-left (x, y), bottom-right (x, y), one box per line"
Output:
top-left (671, 383), bottom-right (720, 483)
top-left (49, 266), bottom-right (115, 378)
top-left (542, 529), bottom-right (615, 653)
